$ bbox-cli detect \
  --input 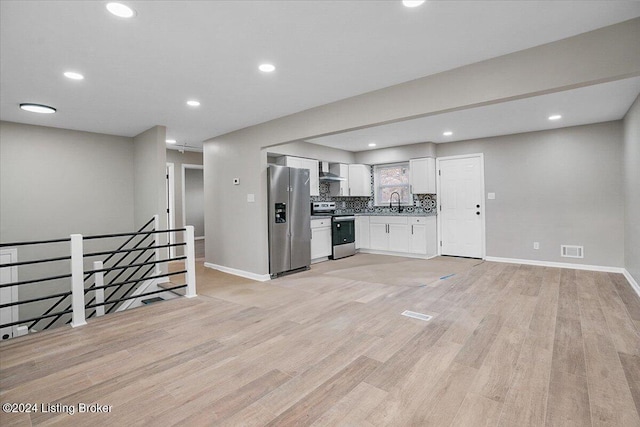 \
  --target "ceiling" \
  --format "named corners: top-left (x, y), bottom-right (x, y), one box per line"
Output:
top-left (1, 1), bottom-right (639, 152)
top-left (307, 76), bottom-right (640, 151)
